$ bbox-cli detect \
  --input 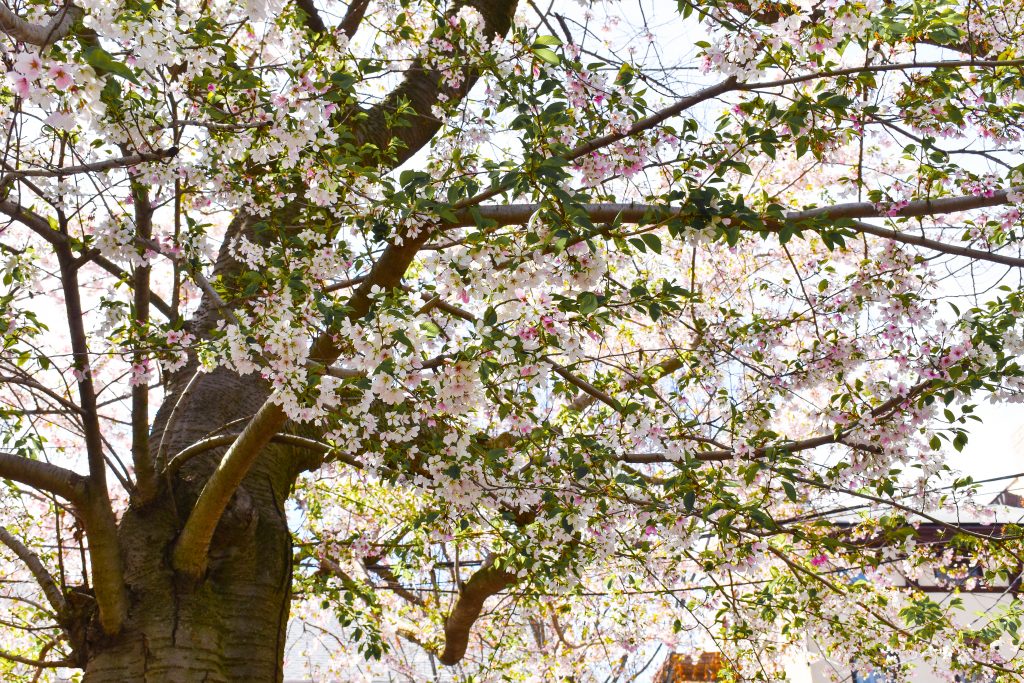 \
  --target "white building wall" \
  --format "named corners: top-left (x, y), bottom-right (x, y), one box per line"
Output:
top-left (794, 590), bottom-right (1017, 682)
